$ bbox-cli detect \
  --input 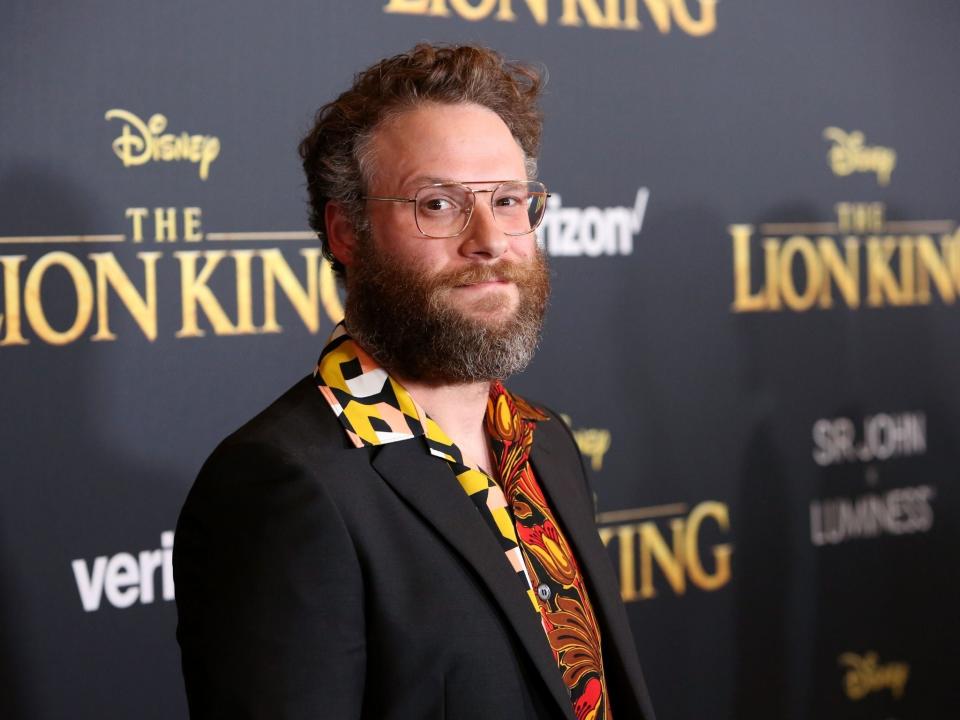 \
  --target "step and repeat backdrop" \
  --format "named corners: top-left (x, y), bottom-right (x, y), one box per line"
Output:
top-left (2, 2), bottom-right (958, 718)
